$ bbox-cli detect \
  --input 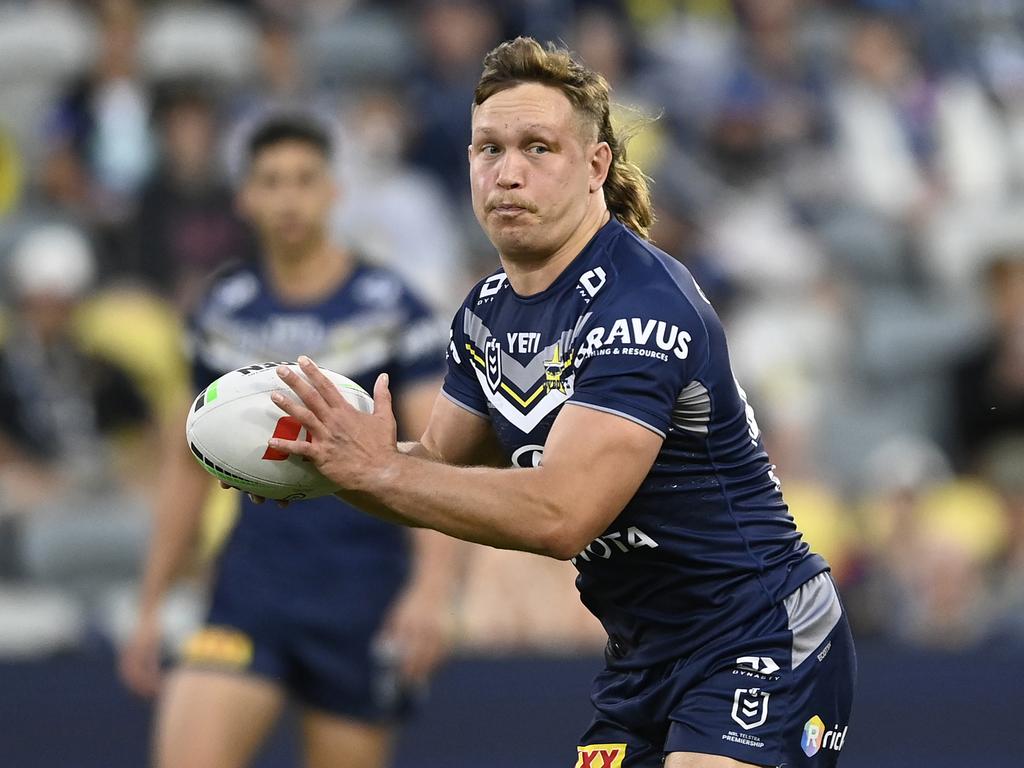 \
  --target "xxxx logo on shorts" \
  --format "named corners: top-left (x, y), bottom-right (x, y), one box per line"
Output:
top-left (182, 626), bottom-right (253, 668)
top-left (574, 743), bottom-right (626, 768)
